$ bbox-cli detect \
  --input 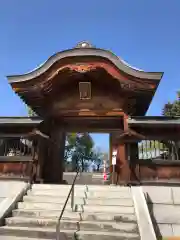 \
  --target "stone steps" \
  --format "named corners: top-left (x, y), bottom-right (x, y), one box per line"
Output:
top-left (86, 191), bottom-right (131, 198)
top-left (0, 226), bottom-right (140, 240)
top-left (0, 184), bottom-right (140, 239)
top-left (0, 226), bottom-right (74, 239)
top-left (27, 190), bottom-right (131, 199)
top-left (17, 201), bottom-right (135, 214)
top-left (5, 217), bottom-right (138, 233)
top-left (29, 185), bottom-right (132, 198)
top-left (6, 217), bottom-right (78, 230)
top-left (23, 194), bottom-right (133, 206)
top-left (12, 208), bottom-right (81, 220)
top-left (76, 230), bottom-right (140, 240)
top-left (1, 237), bottom-right (48, 240)
top-left (32, 184), bottom-right (129, 191)
top-left (23, 195), bottom-right (86, 205)
top-left (27, 189), bottom-right (132, 198)
top-left (12, 208), bottom-right (137, 222)
top-left (32, 183), bottom-right (87, 189)
top-left (27, 189), bottom-right (86, 198)
top-left (17, 201), bottom-right (77, 211)
top-left (83, 205), bottom-right (134, 214)
top-left (86, 198), bottom-right (133, 206)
